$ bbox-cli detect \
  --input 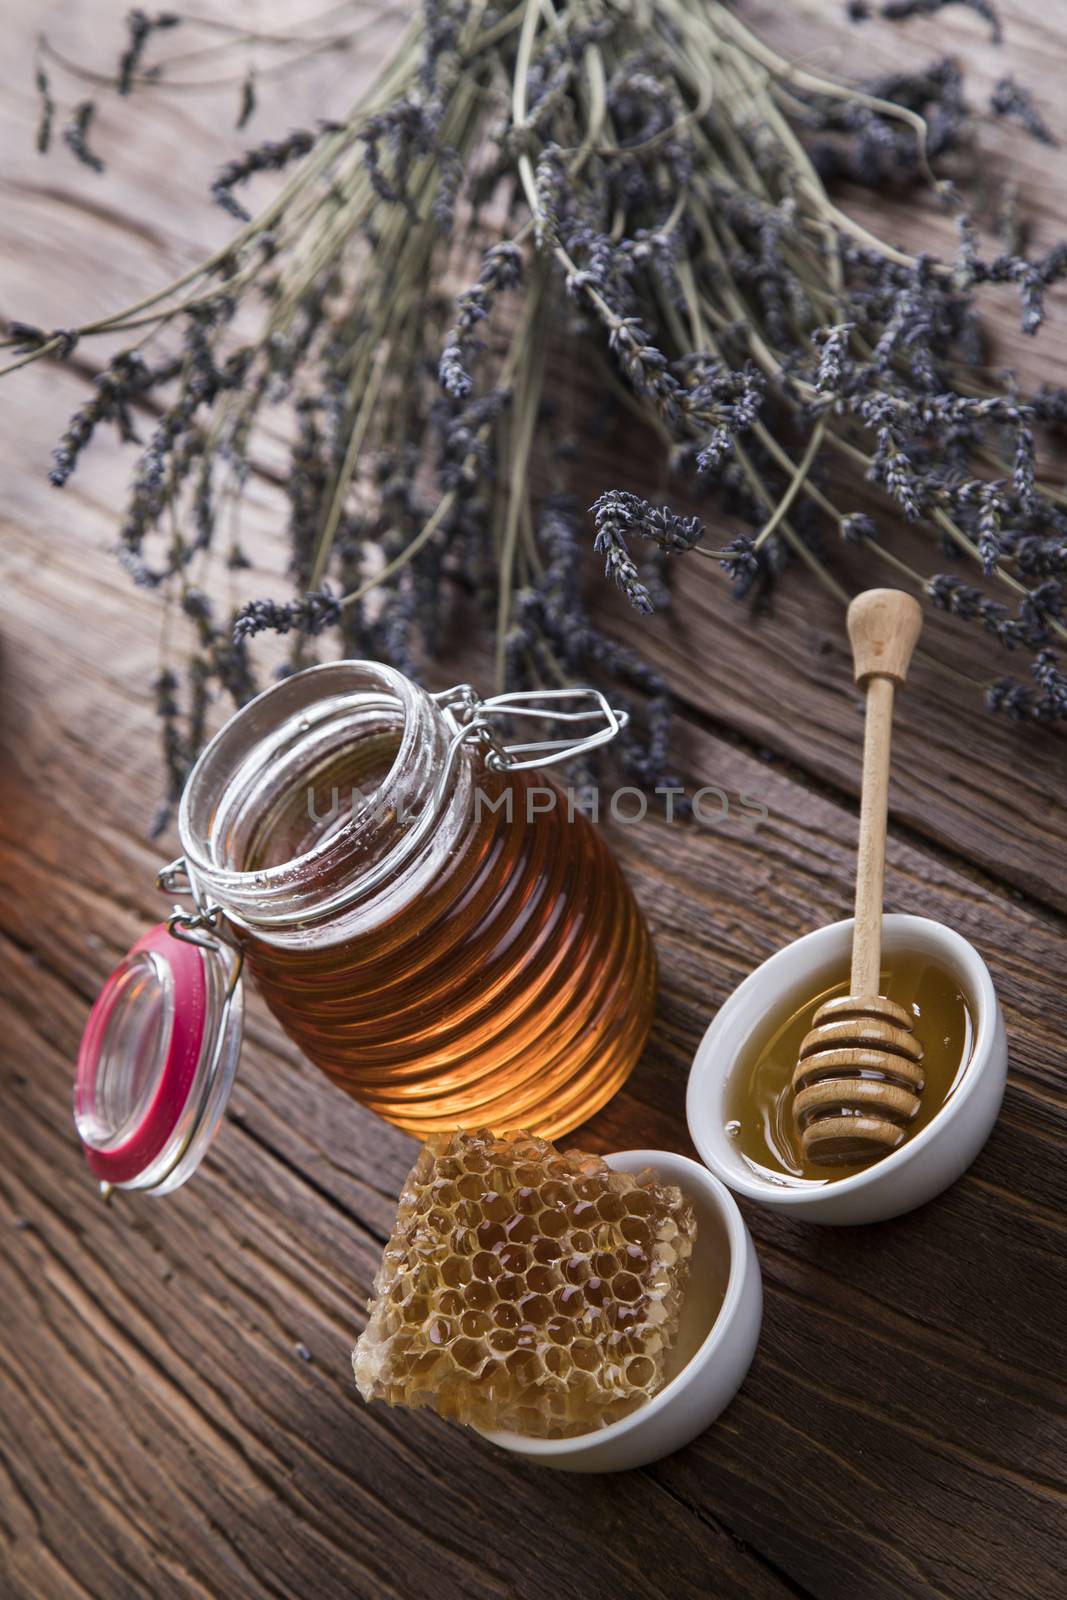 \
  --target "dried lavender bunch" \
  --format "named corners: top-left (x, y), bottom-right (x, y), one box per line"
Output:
top-left (7, 0), bottom-right (1067, 831)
